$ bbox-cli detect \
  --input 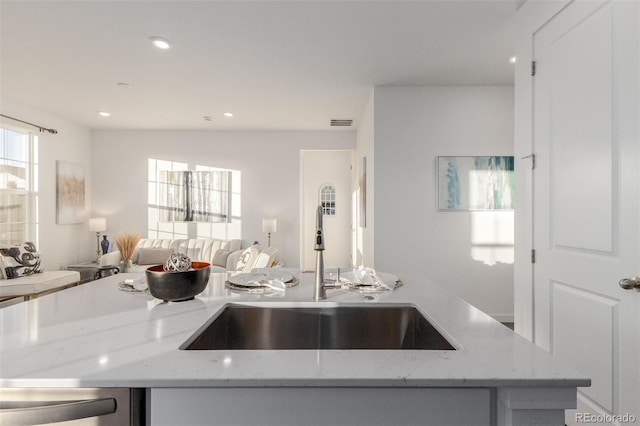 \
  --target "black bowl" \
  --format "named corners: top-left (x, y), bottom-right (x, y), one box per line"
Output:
top-left (145, 261), bottom-right (211, 302)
